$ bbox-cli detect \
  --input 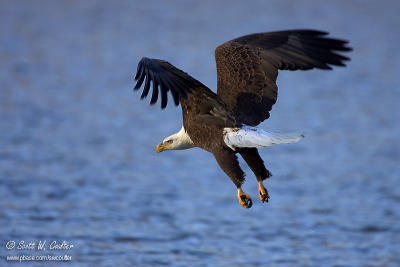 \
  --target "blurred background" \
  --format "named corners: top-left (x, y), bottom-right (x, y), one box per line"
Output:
top-left (1, 0), bottom-right (399, 266)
